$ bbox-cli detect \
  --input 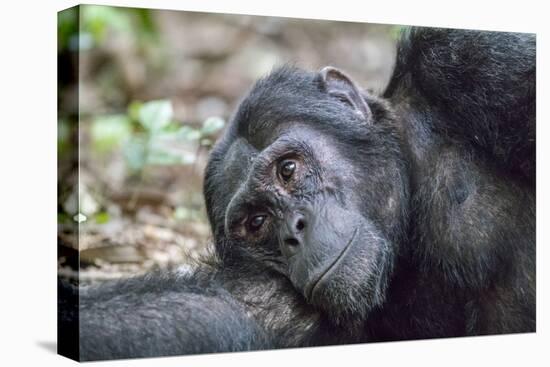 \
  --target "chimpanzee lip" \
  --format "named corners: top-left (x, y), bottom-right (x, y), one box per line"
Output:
top-left (306, 227), bottom-right (358, 301)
